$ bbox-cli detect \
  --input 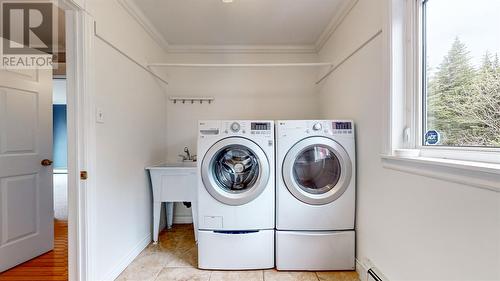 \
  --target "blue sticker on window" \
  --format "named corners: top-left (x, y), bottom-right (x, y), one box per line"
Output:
top-left (425, 130), bottom-right (440, 145)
